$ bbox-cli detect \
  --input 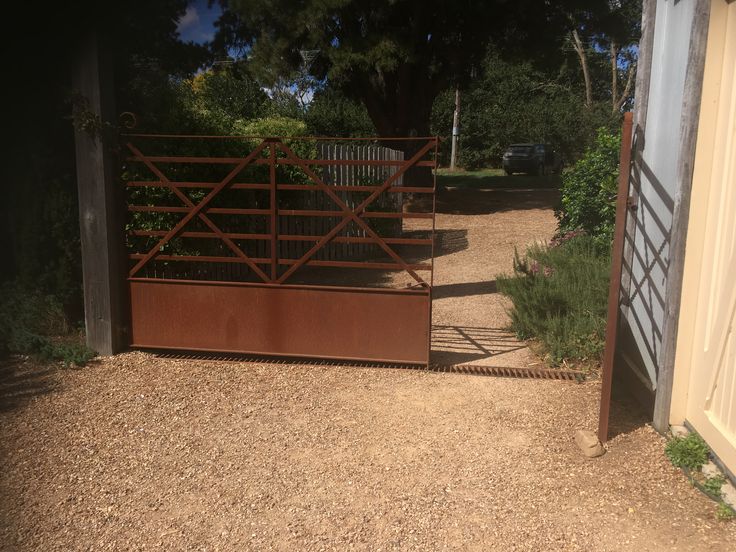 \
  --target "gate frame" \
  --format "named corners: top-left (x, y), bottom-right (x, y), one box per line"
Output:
top-left (123, 134), bottom-right (439, 366)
